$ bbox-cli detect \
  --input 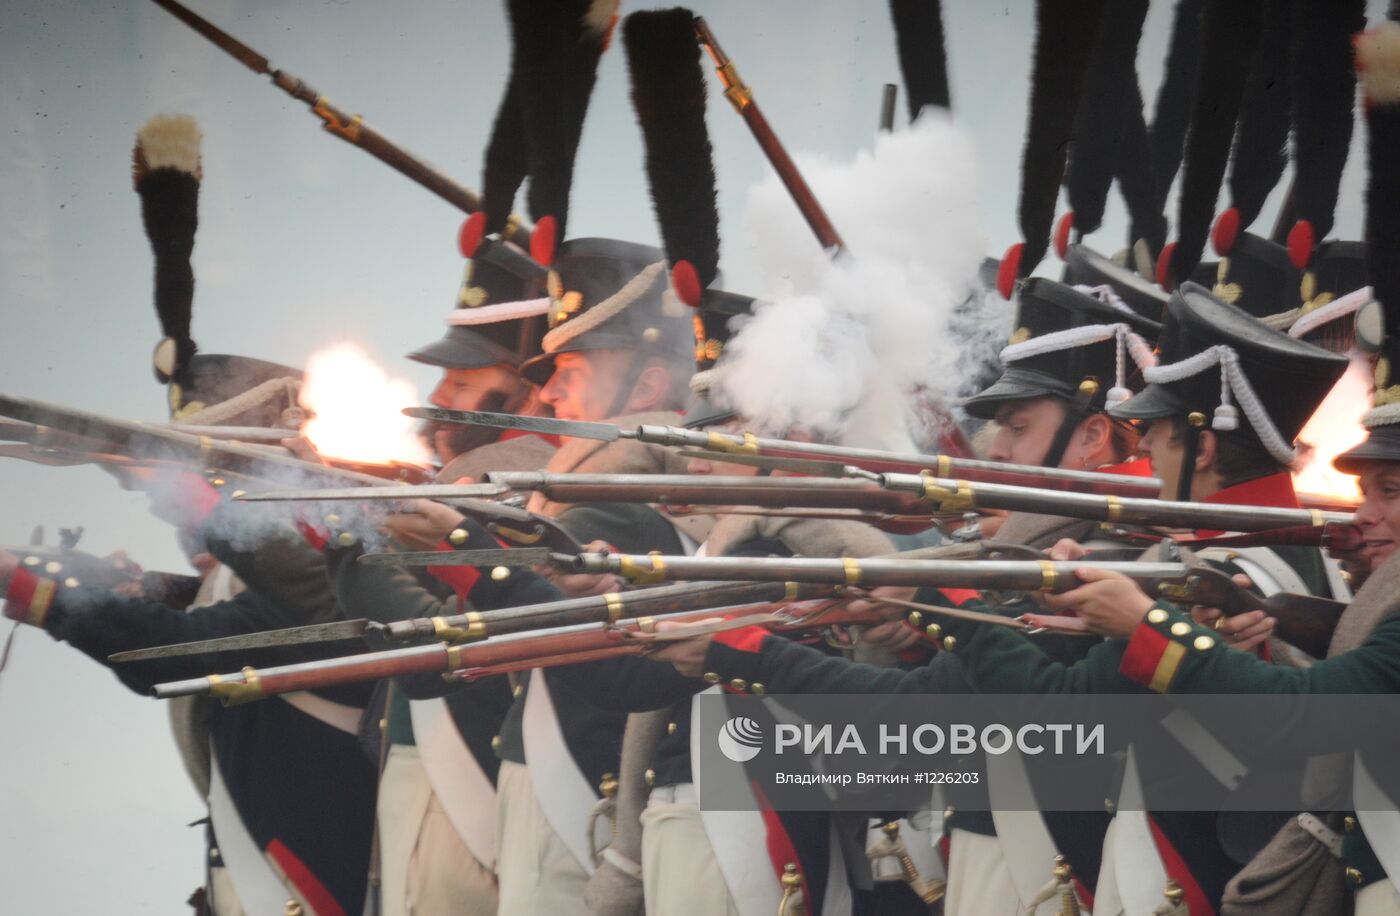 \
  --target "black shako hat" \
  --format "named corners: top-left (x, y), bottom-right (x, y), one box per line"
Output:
top-left (1060, 243), bottom-right (1169, 326)
top-left (1110, 282), bottom-right (1347, 460)
top-left (963, 277), bottom-right (1162, 421)
top-left (407, 239), bottom-right (548, 371)
top-left (518, 238), bottom-right (691, 386)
